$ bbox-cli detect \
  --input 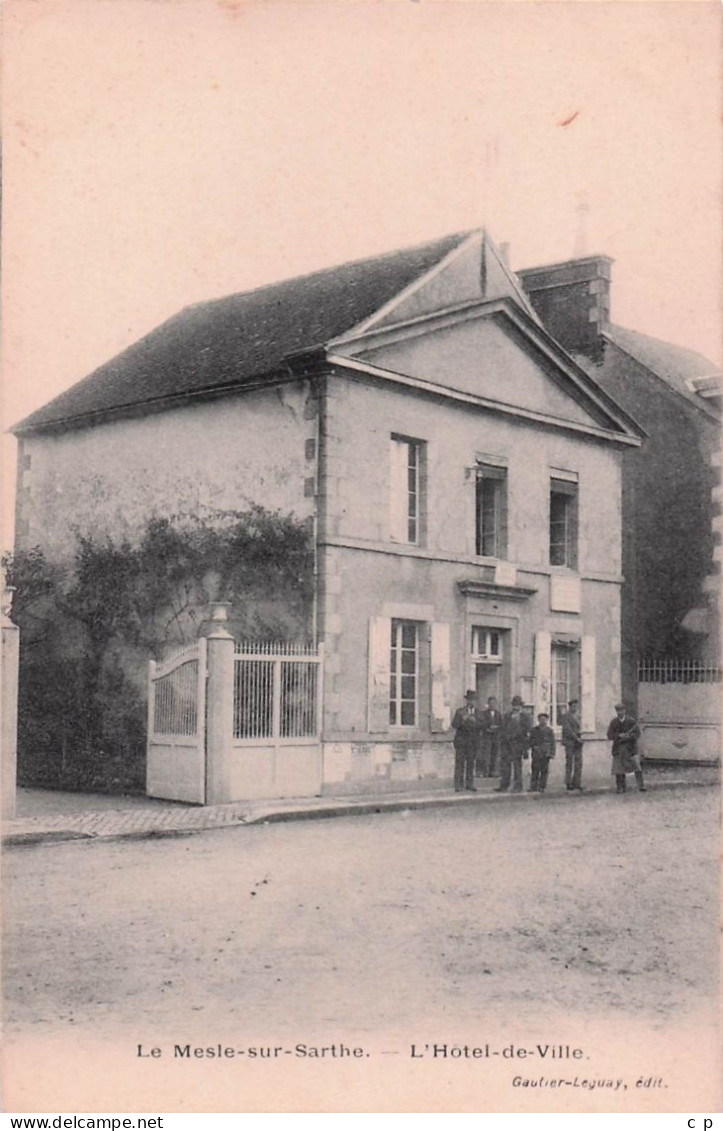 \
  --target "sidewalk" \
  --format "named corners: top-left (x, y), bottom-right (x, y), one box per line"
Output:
top-left (3, 763), bottom-right (719, 847)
